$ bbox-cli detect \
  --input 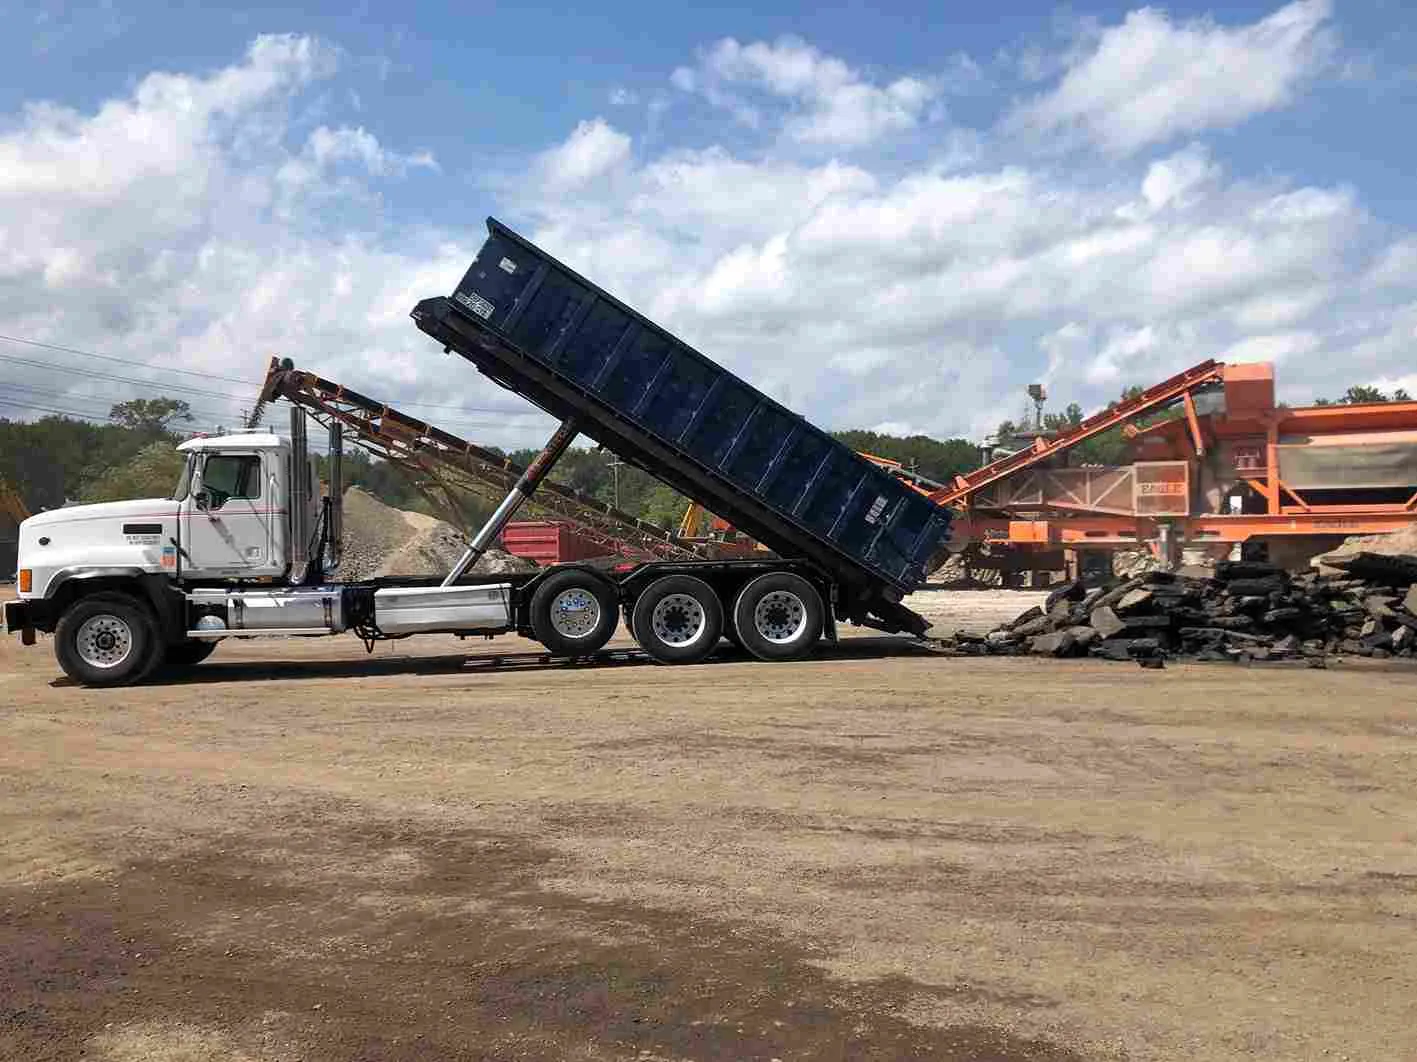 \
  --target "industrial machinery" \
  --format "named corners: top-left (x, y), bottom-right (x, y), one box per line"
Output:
top-left (1, 480), bottom-right (30, 578)
top-left (925, 360), bottom-right (1417, 573)
top-left (4, 218), bottom-right (953, 686)
top-left (250, 358), bottom-right (704, 562)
